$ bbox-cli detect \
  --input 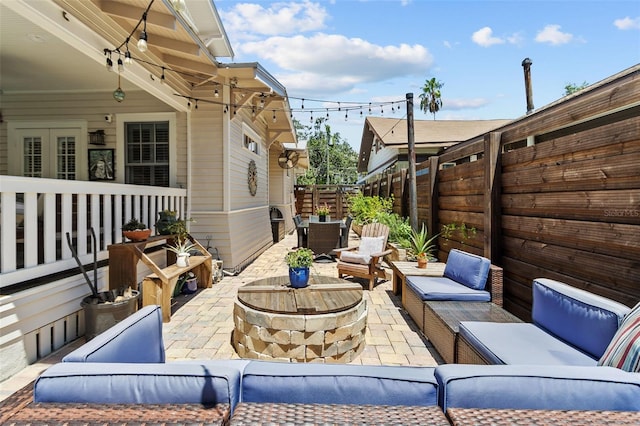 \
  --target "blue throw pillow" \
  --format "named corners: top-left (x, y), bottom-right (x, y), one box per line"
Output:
top-left (443, 249), bottom-right (490, 290)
